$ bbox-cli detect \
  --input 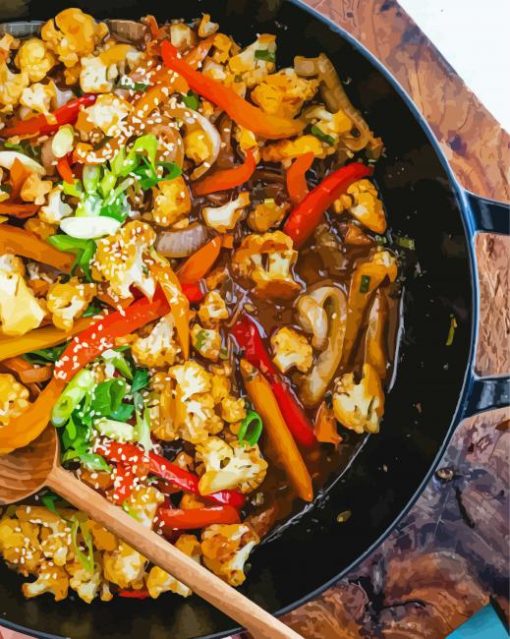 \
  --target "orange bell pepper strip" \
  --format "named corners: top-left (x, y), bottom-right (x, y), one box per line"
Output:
top-left (0, 225), bottom-right (74, 271)
top-left (0, 376), bottom-right (65, 454)
top-left (314, 401), bottom-right (342, 448)
top-left (9, 158), bottom-right (32, 199)
top-left (150, 261), bottom-right (190, 359)
top-left (176, 236), bottom-right (223, 283)
top-left (286, 152), bottom-right (314, 205)
top-left (184, 35), bottom-right (216, 69)
top-left (54, 289), bottom-right (169, 382)
top-left (193, 149), bottom-right (256, 196)
top-left (1, 356), bottom-right (52, 384)
top-left (145, 15), bottom-right (161, 39)
top-left (56, 155), bottom-right (74, 184)
top-left (240, 359), bottom-right (313, 502)
top-left (0, 317), bottom-right (93, 362)
top-left (0, 202), bottom-right (39, 218)
top-left (161, 40), bottom-right (304, 140)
